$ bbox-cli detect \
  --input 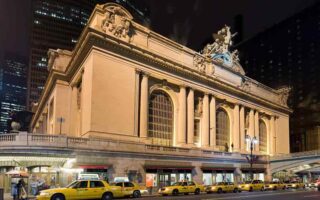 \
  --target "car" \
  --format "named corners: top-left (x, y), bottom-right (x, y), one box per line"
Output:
top-left (158, 181), bottom-right (204, 196)
top-left (306, 182), bottom-right (319, 188)
top-left (285, 181), bottom-right (305, 189)
top-left (239, 180), bottom-right (265, 192)
top-left (205, 182), bottom-right (241, 193)
top-left (36, 180), bottom-right (141, 200)
top-left (264, 181), bottom-right (286, 190)
top-left (111, 181), bottom-right (146, 198)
